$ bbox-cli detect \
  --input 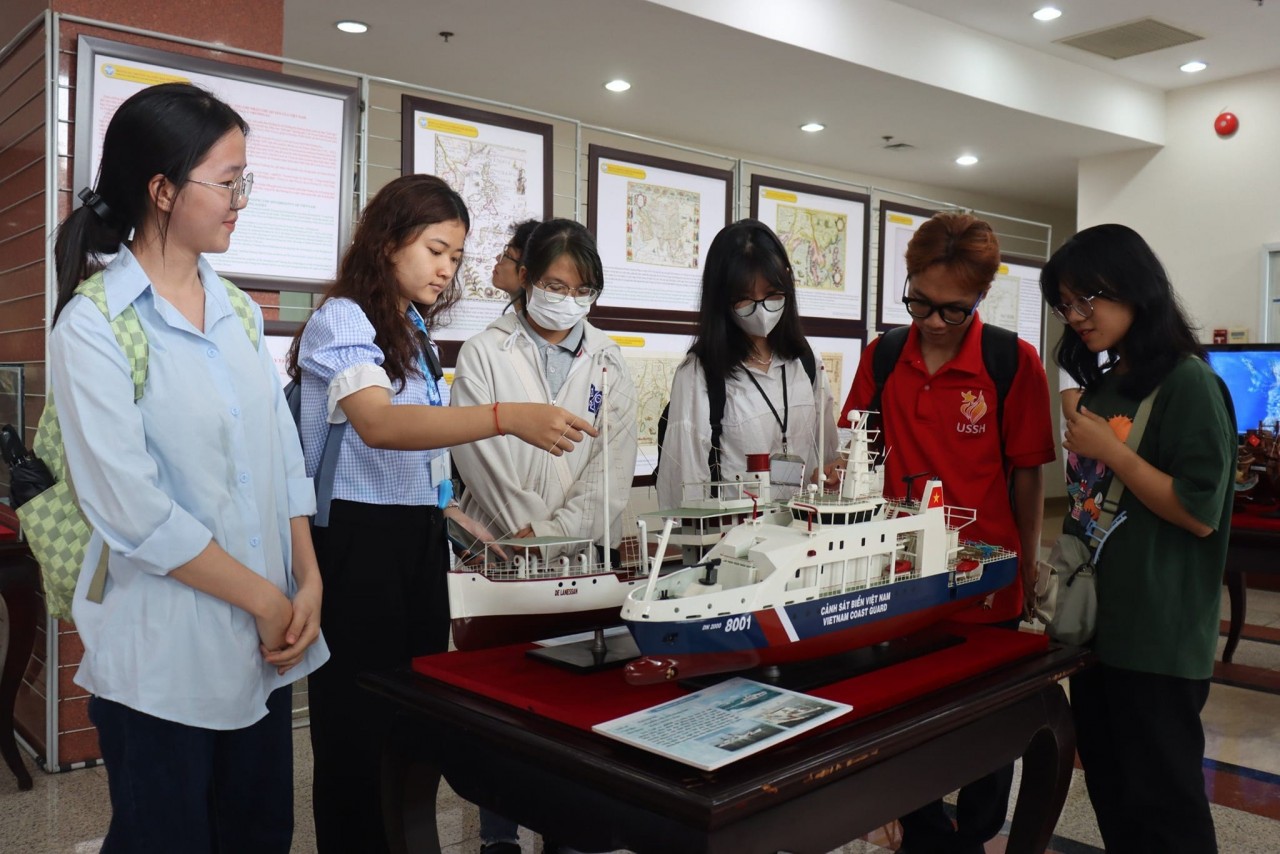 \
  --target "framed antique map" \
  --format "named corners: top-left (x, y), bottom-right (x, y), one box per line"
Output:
top-left (402, 96), bottom-right (553, 342)
top-left (987, 255), bottom-right (1046, 355)
top-left (587, 145), bottom-right (733, 325)
top-left (596, 327), bottom-right (695, 481)
top-left (876, 201), bottom-right (940, 329)
top-left (750, 175), bottom-right (869, 336)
